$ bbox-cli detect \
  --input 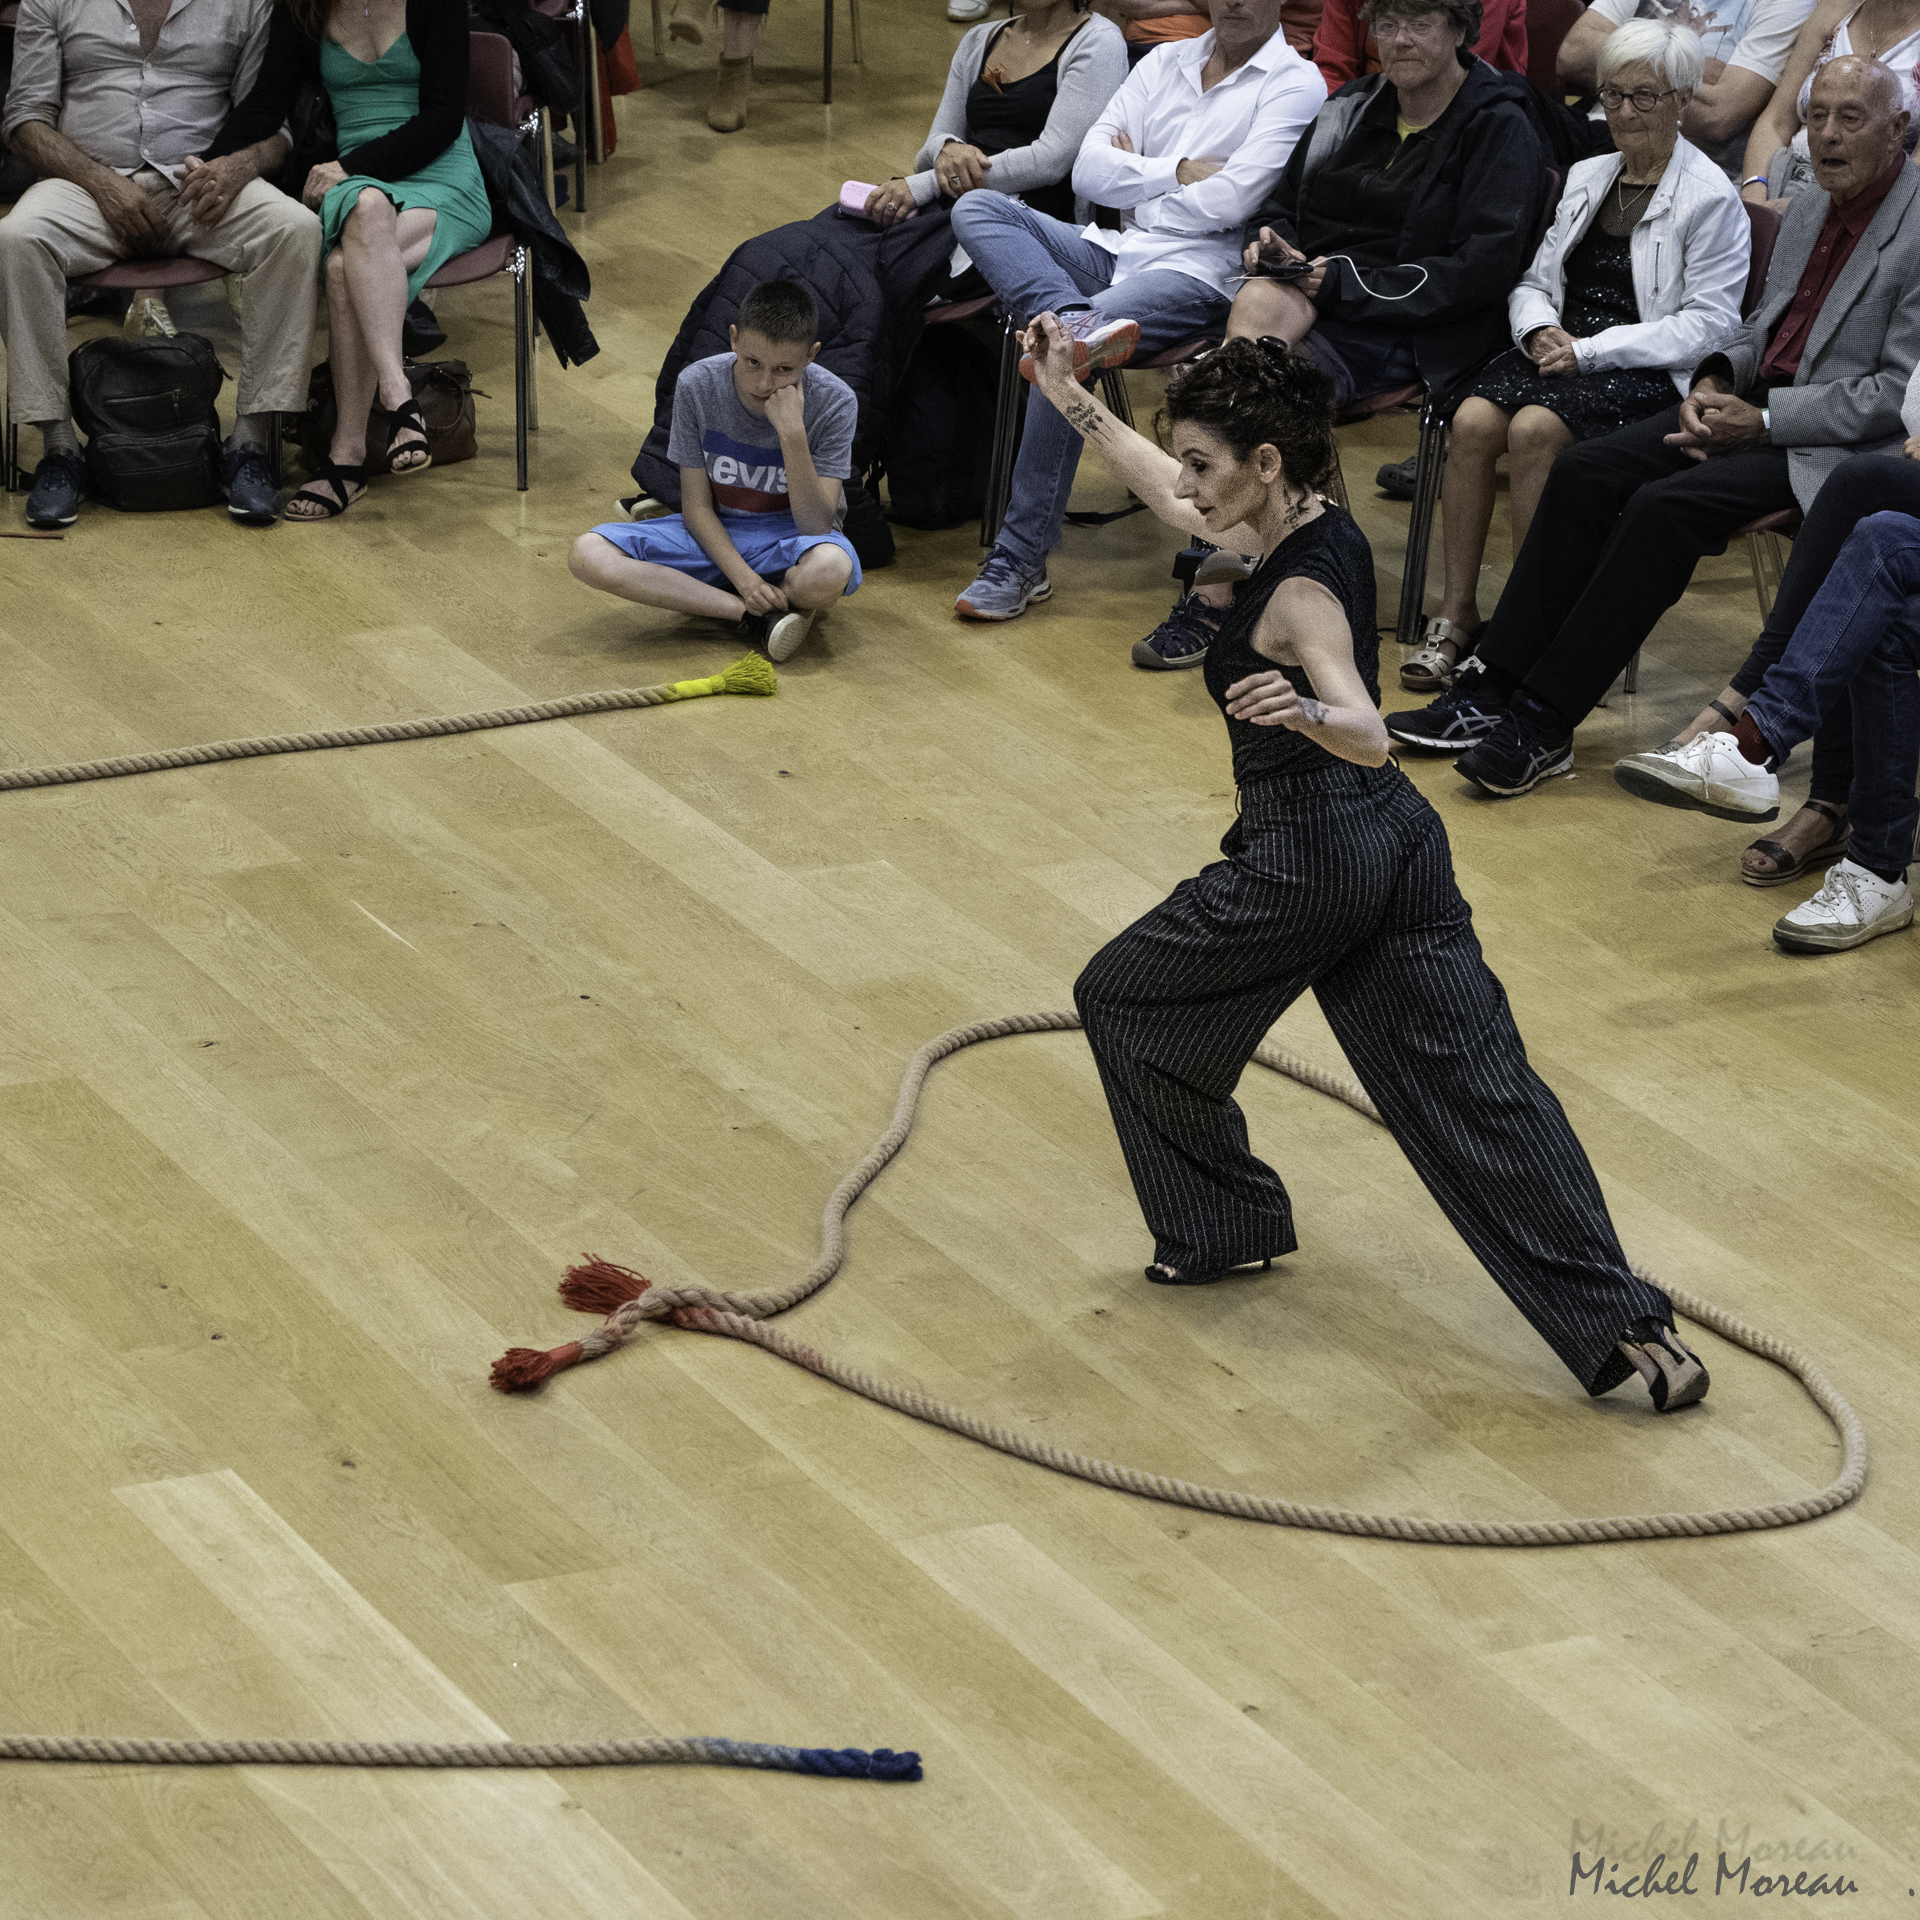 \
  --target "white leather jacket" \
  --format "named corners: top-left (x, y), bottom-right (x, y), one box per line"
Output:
top-left (1506, 138), bottom-right (1750, 395)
